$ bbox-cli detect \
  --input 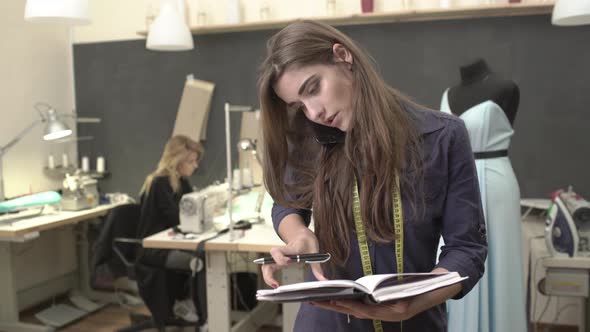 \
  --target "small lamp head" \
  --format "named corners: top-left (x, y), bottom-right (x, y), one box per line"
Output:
top-left (237, 138), bottom-right (257, 152)
top-left (43, 109), bottom-right (72, 140)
